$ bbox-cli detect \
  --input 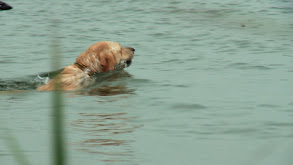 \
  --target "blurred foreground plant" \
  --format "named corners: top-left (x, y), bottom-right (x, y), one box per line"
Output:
top-left (1, 19), bottom-right (66, 165)
top-left (50, 19), bottom-right (66, 165)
